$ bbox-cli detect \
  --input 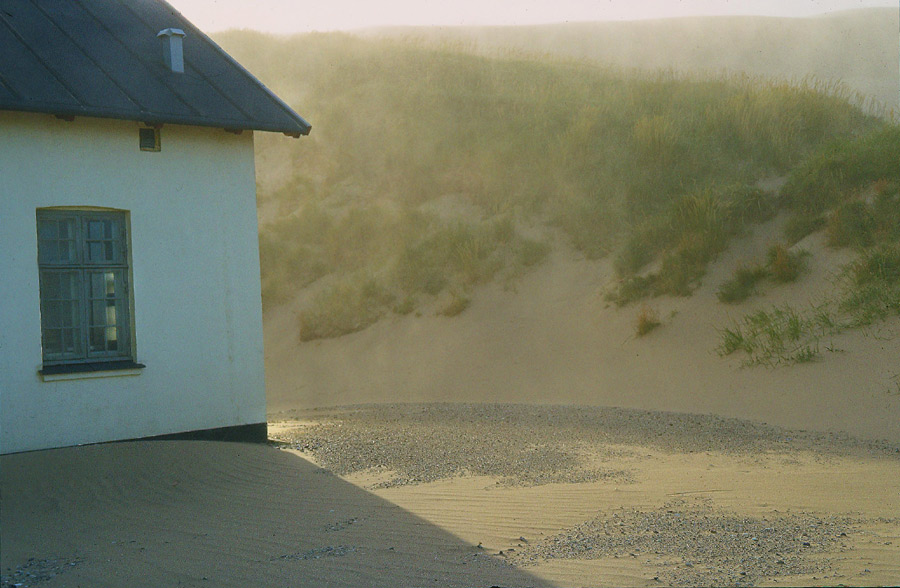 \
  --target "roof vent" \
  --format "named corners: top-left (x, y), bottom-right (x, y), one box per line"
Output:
top-left (157, 28), bottom-right (186, 73)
